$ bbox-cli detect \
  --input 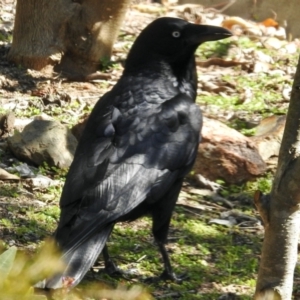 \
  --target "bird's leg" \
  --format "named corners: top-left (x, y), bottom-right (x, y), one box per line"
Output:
top-left (102, 244), bottom-right (123, 276)
top-left (150, 178), bottom-right (188, 283)
top-left (154, 239), bottom-right (189, 283)
top-left (156, 241), bottom-right (180, 281)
